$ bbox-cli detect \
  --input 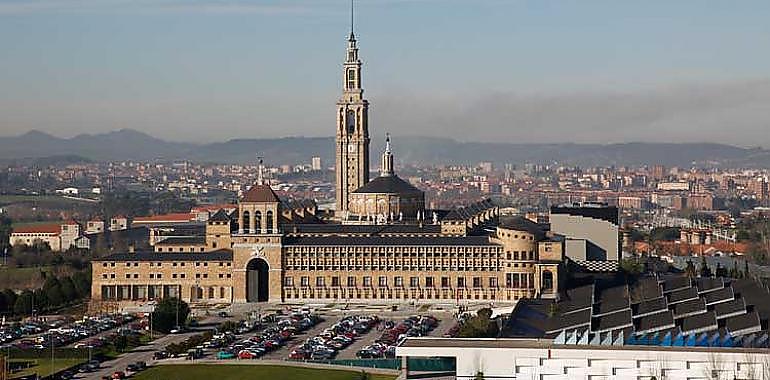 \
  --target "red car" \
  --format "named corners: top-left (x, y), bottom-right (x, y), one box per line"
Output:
top-left (112, 371), bottom-right (125, 379)
top-left (238, 350), bottom-right (258, 359)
